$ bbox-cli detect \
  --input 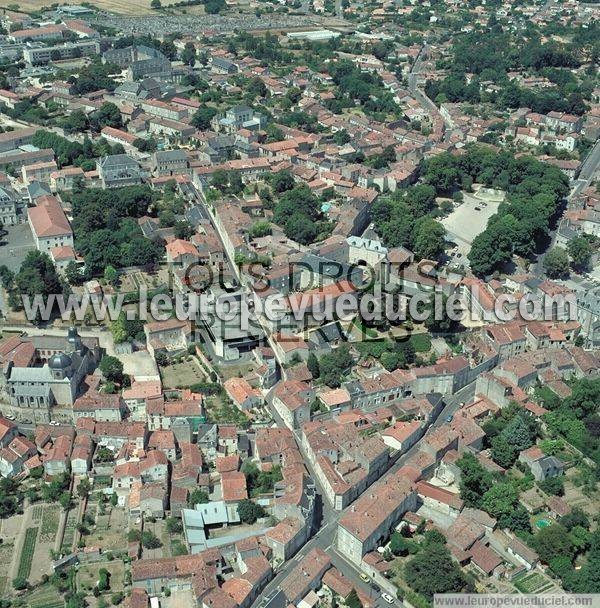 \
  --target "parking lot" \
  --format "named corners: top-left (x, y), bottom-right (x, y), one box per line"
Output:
top-left (442, 193), bottom-right (501, 258)
top-left (0, 222), bottom-right (35, 273)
